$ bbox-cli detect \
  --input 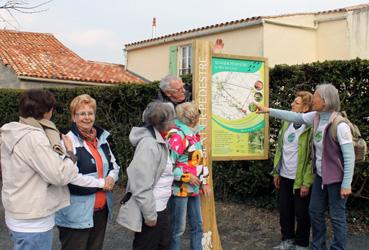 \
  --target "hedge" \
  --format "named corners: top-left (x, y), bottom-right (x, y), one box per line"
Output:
top-left (1, 59), bottom-right (369, 205)
top-left (0, 84), bottom-right (159, 185)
